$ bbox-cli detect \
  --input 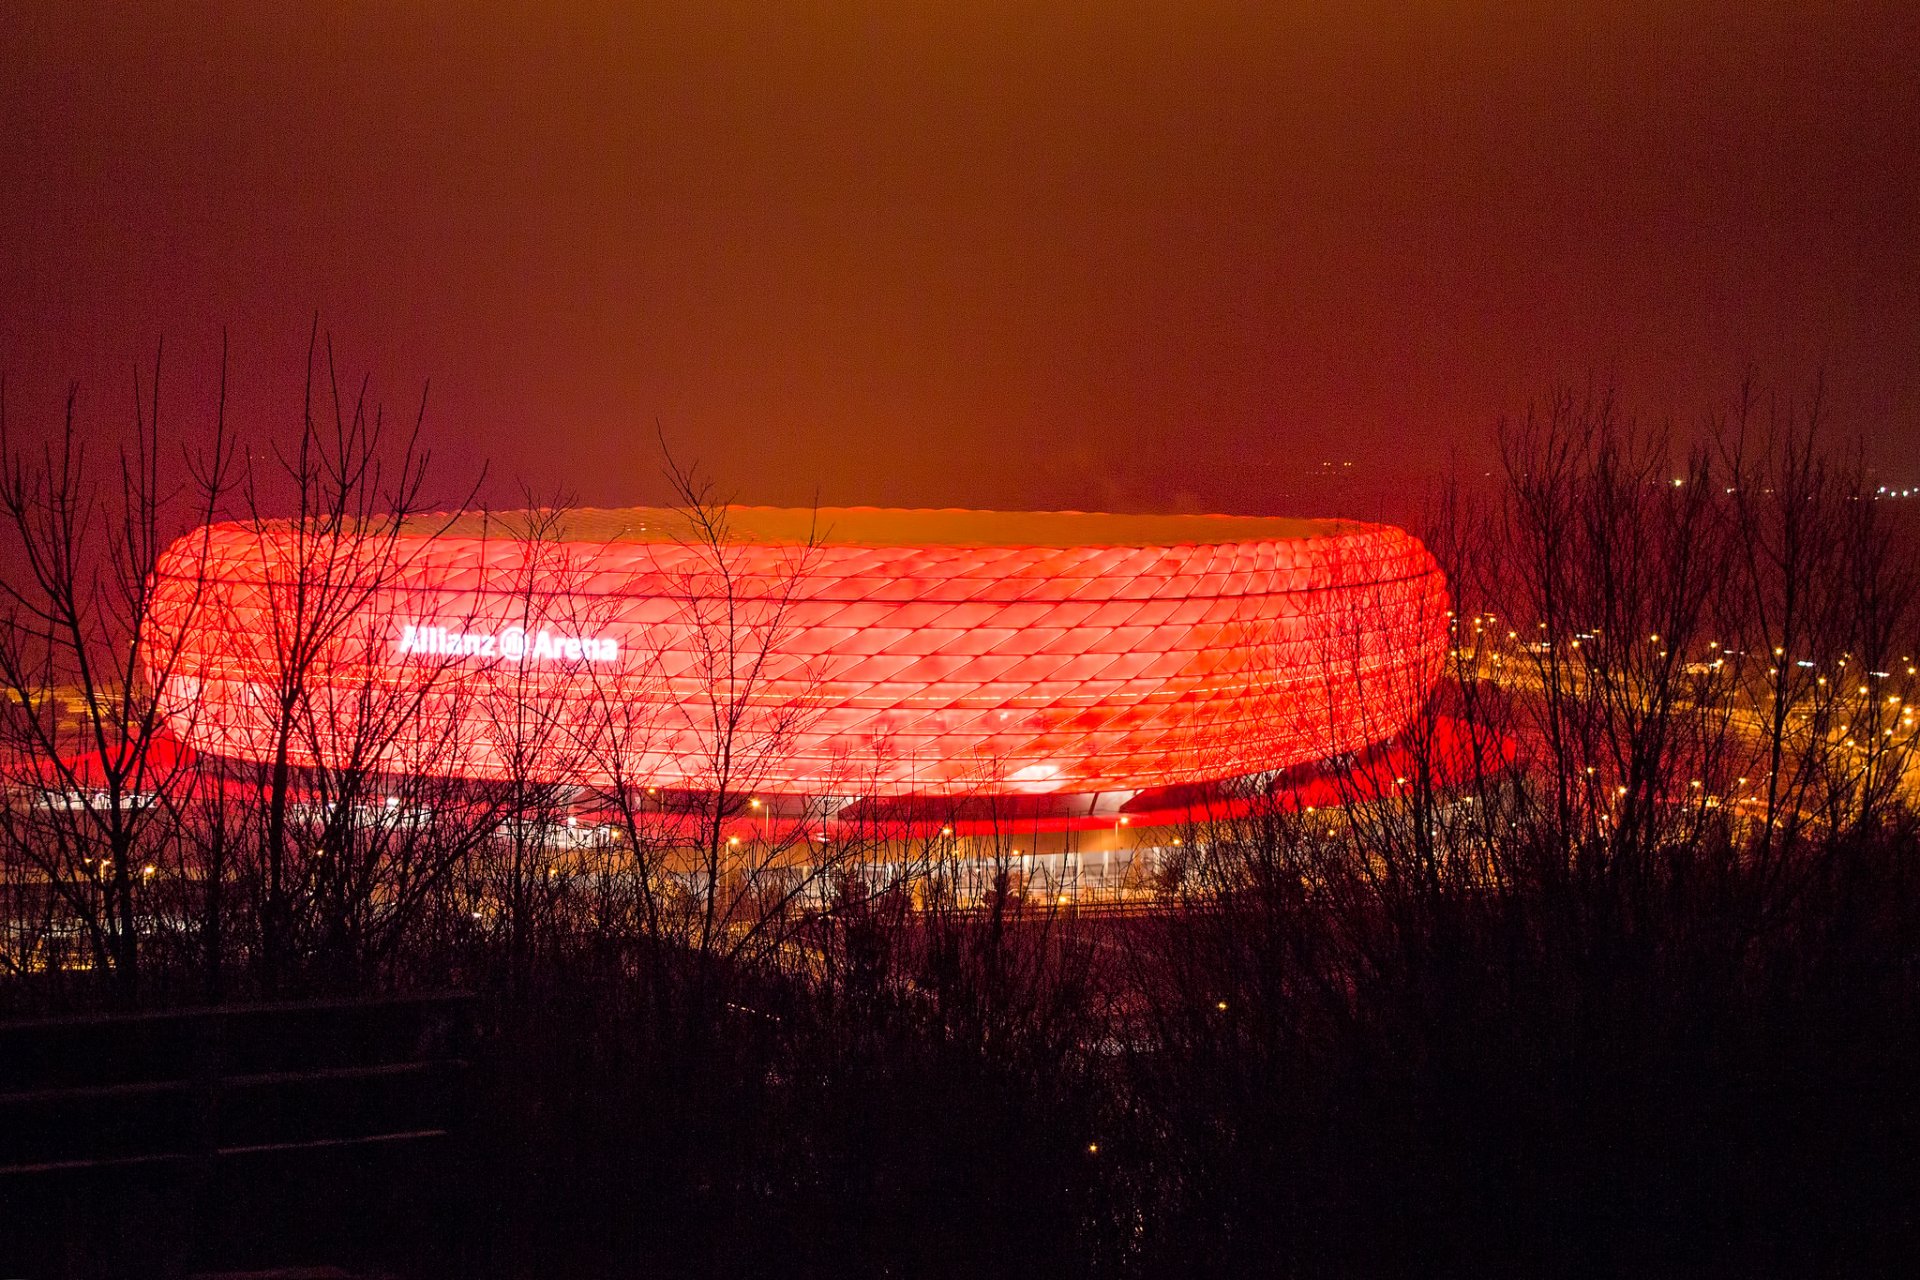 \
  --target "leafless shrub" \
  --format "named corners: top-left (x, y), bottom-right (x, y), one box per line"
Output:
top-left (4, 356), bottom-right (1918, 1275)
top-left (0, 341), bottom-right (232, 1003)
